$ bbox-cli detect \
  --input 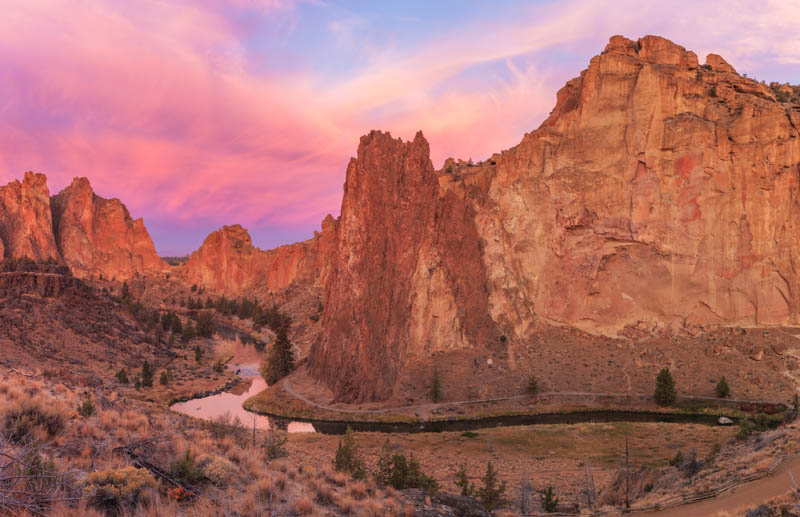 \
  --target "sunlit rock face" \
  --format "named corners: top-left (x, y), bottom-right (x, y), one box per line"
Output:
top-left (183, 217), bottom-right (336, 294)
top-left (51, 177), bottom-right (167, 280)
top-left (310, 35), bottom-right (800, 402)
top-left (0, 172), bottom-right (60, 262)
